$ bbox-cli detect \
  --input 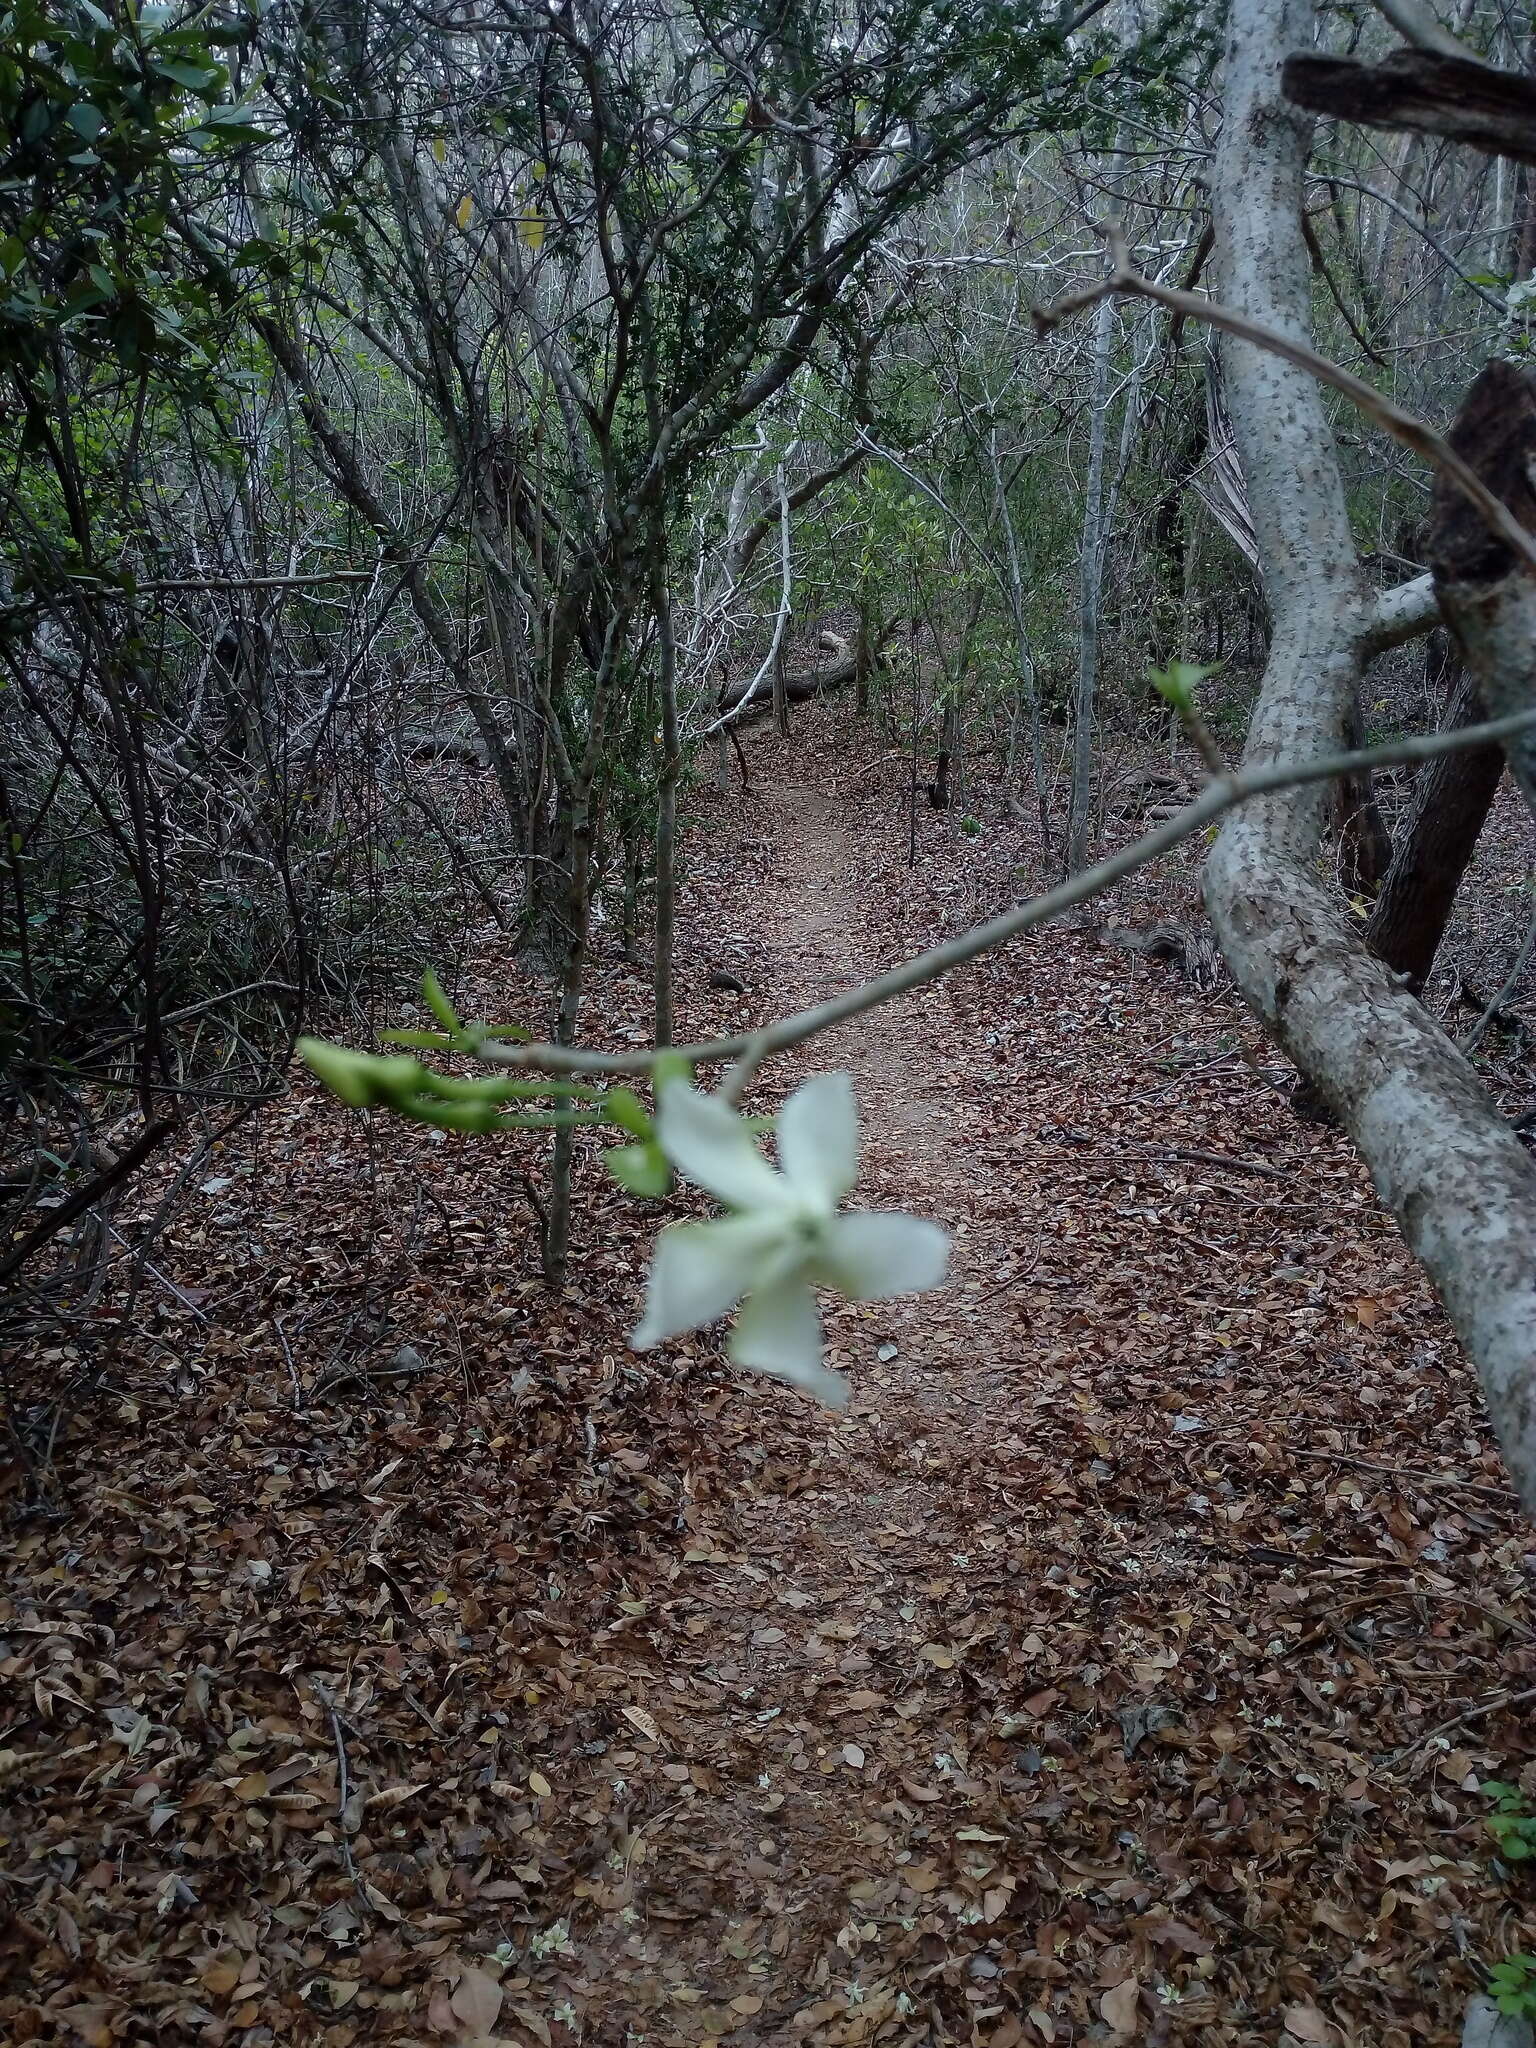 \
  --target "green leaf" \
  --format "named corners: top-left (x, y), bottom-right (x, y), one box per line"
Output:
top-left (604, 1141), bottom-right (673, 1196)
top-left (604, 1086), bottom-right (653, 1140)
top-left (67, 101), bottom-right (103, 141)
top-left (298, 1037), bottom-right (422, 1109)
top-left (651, 1050), bottom-right (694, 1097)
top-left (150, 57), bottom-right (221, 91)
top-left (1149, 658), bottom-right (1222, 712)
top-left (420, 967), bottom-right (461, 1034)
